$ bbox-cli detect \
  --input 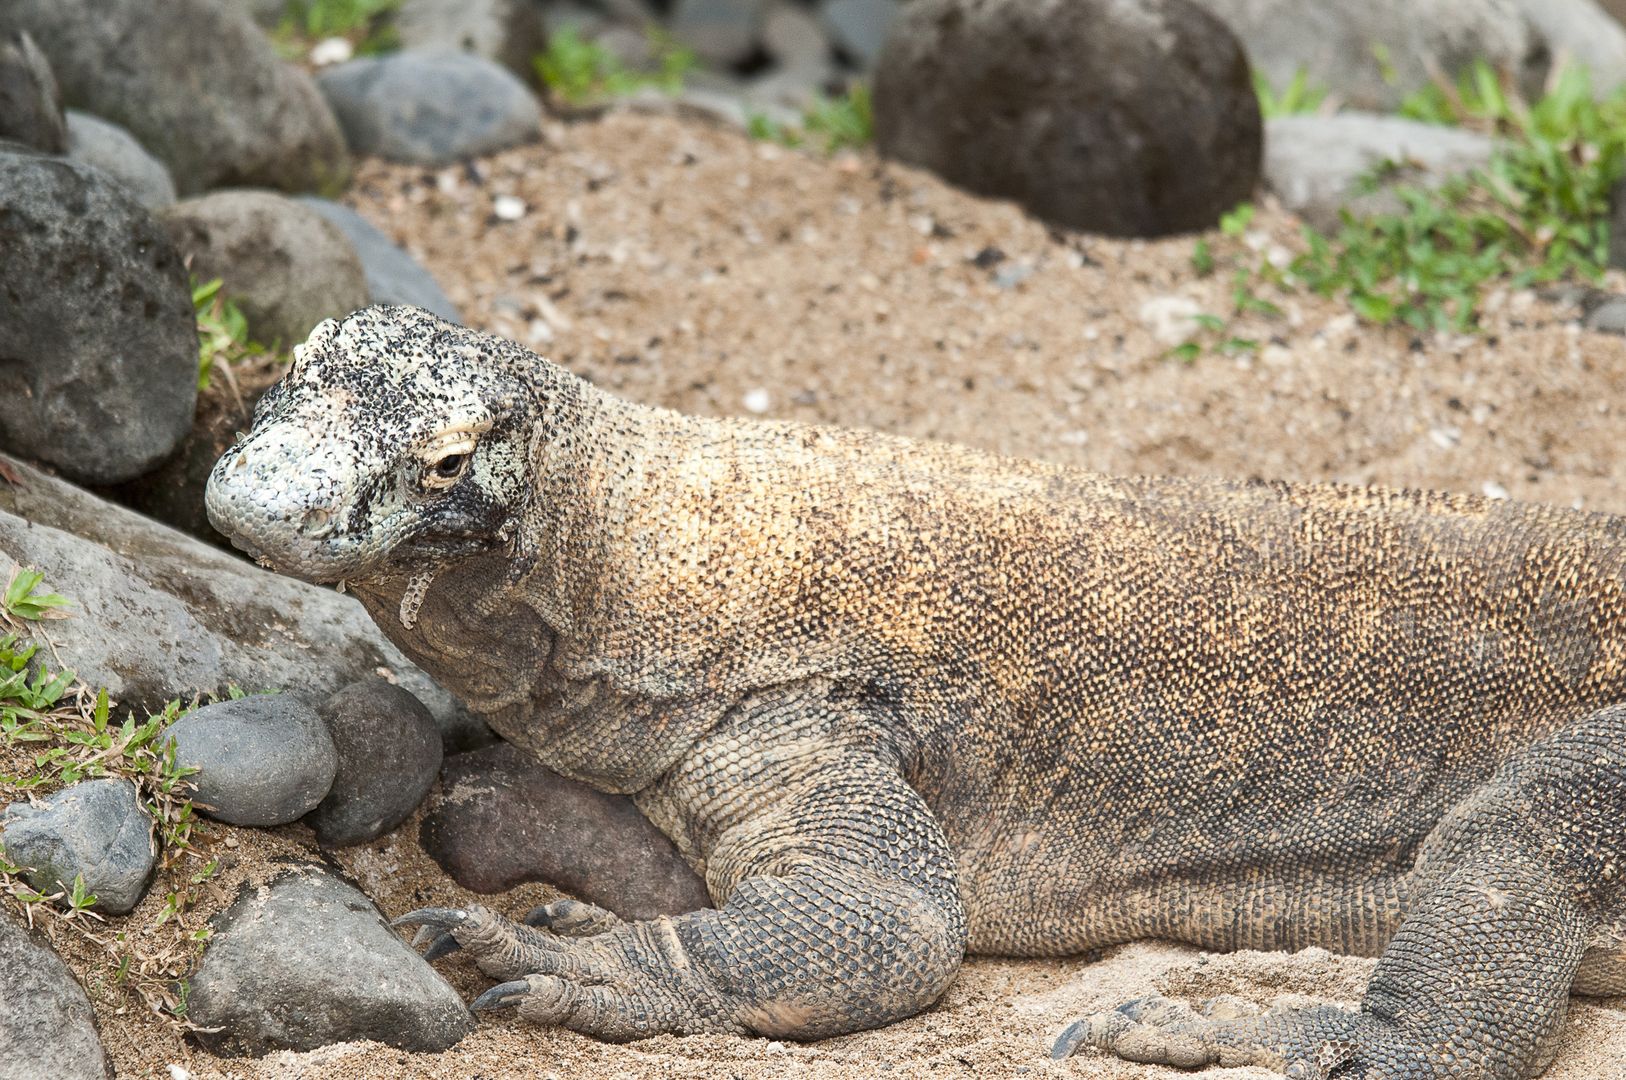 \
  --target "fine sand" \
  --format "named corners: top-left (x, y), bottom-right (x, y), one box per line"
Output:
top-left (23, 108), bottom-right (1626, 1078)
